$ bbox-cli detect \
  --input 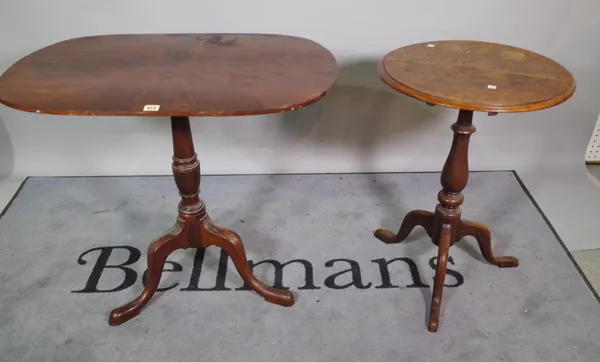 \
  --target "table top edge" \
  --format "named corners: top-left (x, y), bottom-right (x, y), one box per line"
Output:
top-left (377, 42), bottom-right (577, 113)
